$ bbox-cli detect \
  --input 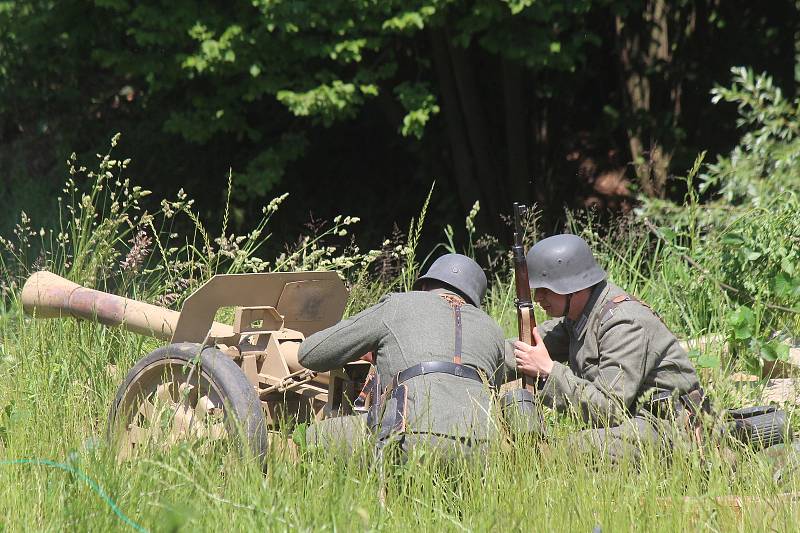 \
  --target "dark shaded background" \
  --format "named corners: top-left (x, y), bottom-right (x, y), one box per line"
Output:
top-left (1, 0), bottom-right (797, 254)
